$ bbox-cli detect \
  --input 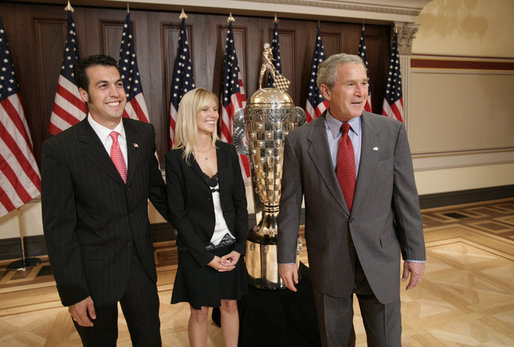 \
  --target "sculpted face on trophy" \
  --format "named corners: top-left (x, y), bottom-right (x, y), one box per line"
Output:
top-left (233, 43), bottom-right (305, 289)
